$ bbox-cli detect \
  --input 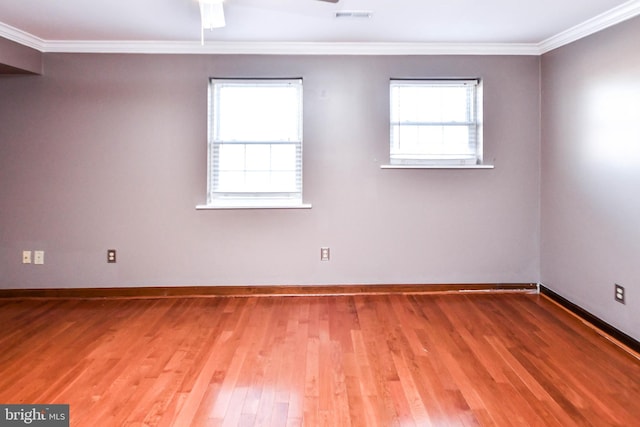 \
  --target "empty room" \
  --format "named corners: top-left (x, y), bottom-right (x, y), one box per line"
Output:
top-left (0, 0), bottom-right (638, 425)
